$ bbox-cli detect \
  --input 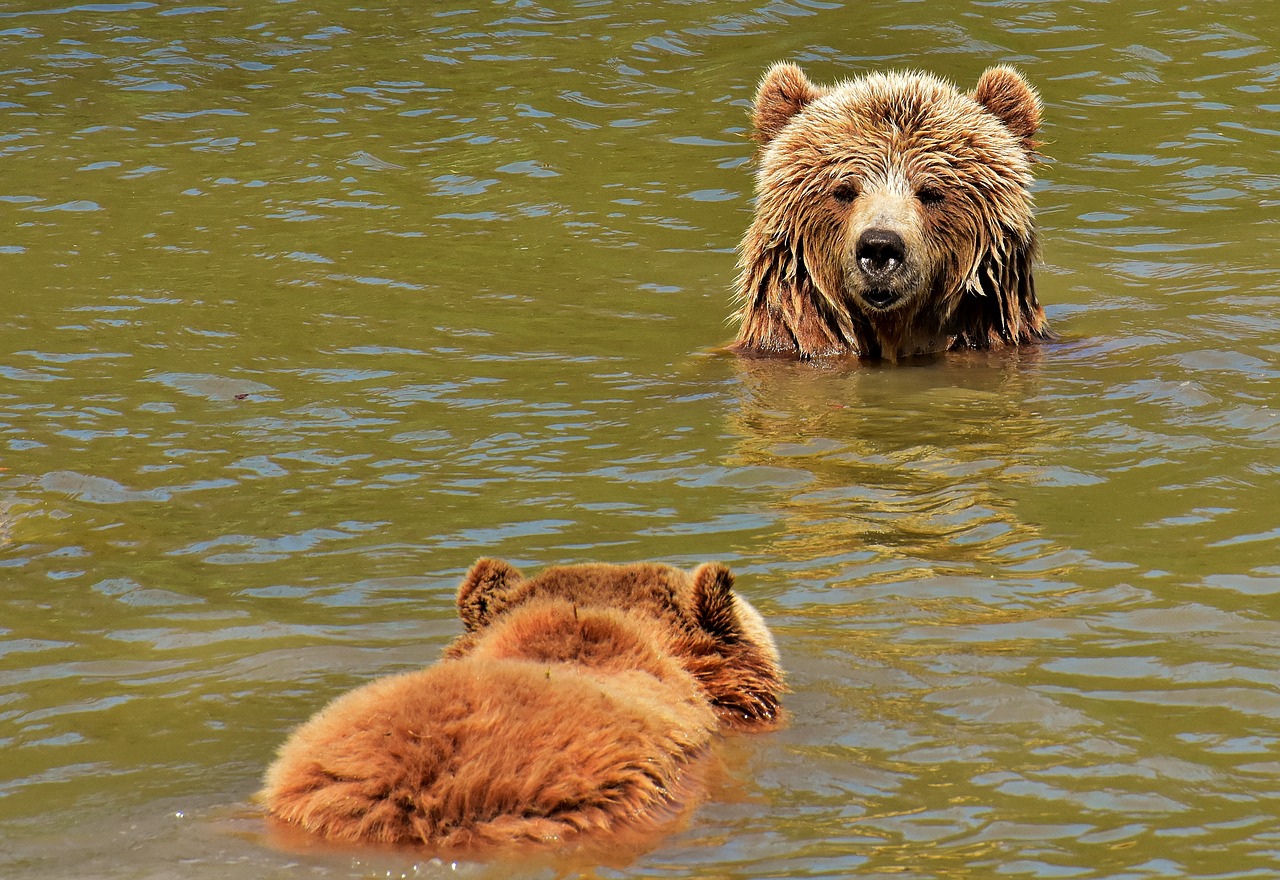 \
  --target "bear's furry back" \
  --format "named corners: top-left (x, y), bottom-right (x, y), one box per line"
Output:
top-left (261, 612), bottom-right (712, 849)
top-left (259, 560), bottom-right (783, 851)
